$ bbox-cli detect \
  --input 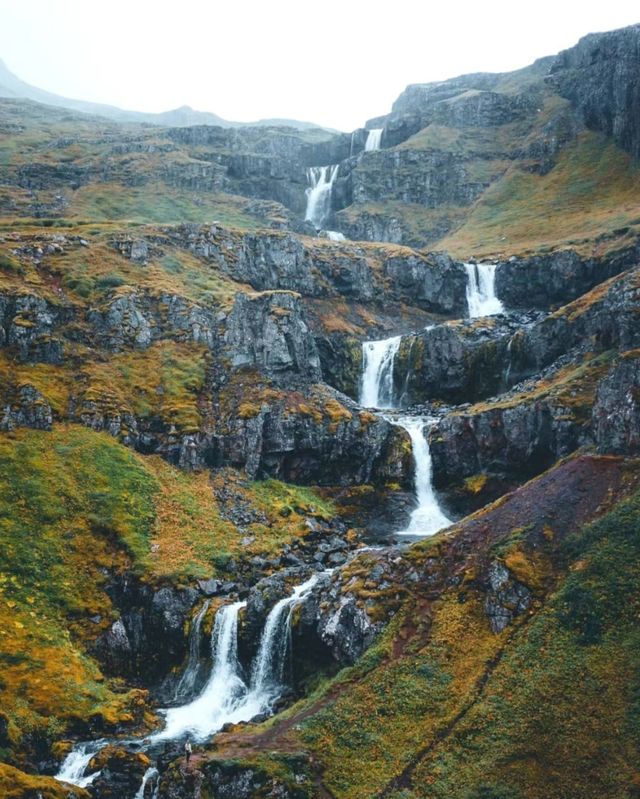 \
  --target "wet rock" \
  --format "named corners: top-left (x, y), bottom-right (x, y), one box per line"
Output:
top-left (430, 397), bottom-right (587, 488)
top-left (88, 746), bottom-right (150, 799)
top-left (217, 384), bottom-right (408, 486)
top-left (197, 578), bottom-right (223, 597)
top-left (495, 242), bottom-right (640, 310)
top-left (96, 579), bottom-right (198, 682)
